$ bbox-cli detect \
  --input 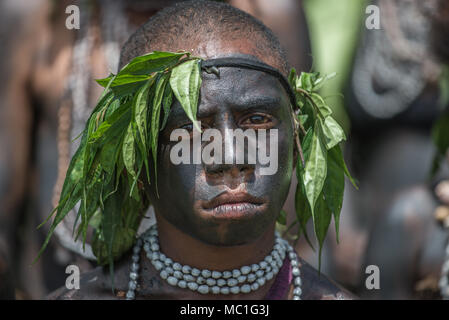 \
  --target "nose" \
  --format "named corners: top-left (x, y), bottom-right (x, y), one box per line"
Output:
top-left (203, 126), bottom-right (256, 185)
top-left (202, 113), bottom-right (256, 185)
top-left (204, 162), bottom-right (255, 188)
top-left (205, 162), bottom-right (255, 176)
